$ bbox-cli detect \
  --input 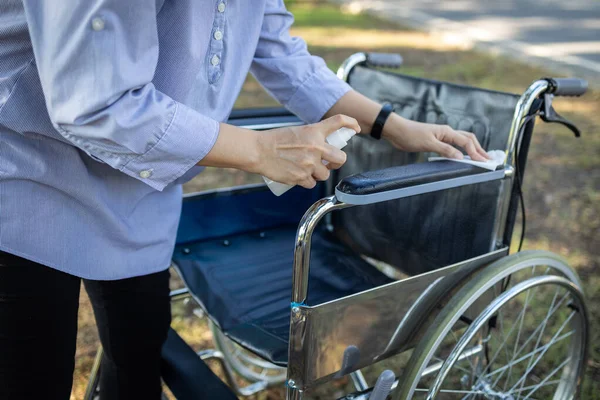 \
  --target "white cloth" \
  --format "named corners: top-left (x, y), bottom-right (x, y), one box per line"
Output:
top-left (429, 150), bottom-right (506, 171)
